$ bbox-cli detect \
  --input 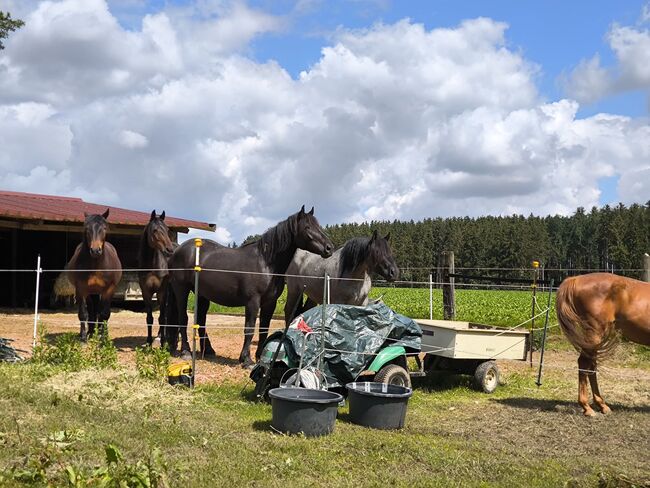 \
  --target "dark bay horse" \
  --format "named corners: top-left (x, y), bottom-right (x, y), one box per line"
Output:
top-left (284, 230), bottom-right (399, 324)
top-left (66, 210), bottom-right (122, 341)
top-left (556, 273), bottom-right (650, 416)
top-left (167, 206), bottom-right (333, 366)
top-left (138, 210), bottom-right (175, 346)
